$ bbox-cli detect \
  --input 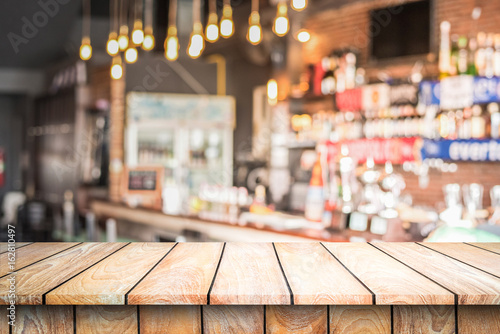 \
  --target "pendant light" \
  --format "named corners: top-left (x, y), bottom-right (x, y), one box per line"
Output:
top-left (131, 0), bottom-right (144, 45)
top-left (165, 0), bottom-right (180, 61)
top-left (247, 0), bottom-right (262, 45)
top-left (79, 0), bottom-right (92, 60)
top-left (291, 0), bottom-right (307, 11)
top-left (107, 0), bottom-right (119, 56)
top-left (220, 0), bottom-right (234, 38)
top-left (273, 2), bottom-right (289, 37)
top-left (142, 0), bottom-right (155, 50)
top-left (188, 0), bottom-right (205, 59)
top-left (118, 0), bottom-right (129, 51)
top-left (111, 56), bottom-right (123, 80)
top-left (267, 79), bottom-right (278, 105)
top-left (205, 0), bottom-right (219, 42)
